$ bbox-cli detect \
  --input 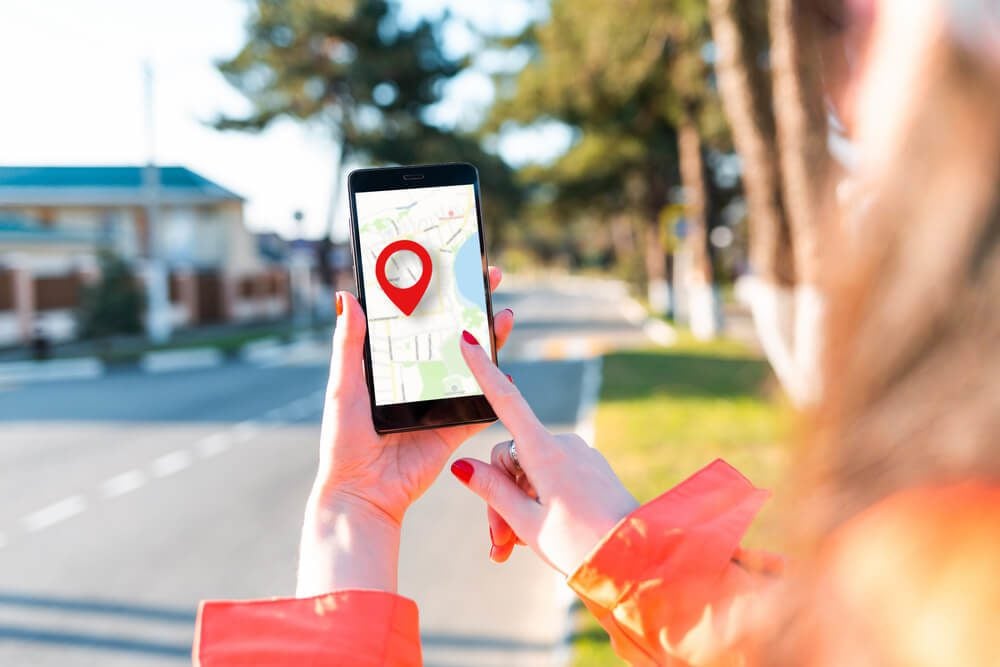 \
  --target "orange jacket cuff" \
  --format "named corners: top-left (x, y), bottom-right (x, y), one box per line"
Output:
top-left (194, 589), bottom-right (421, 666)
top-left (568, 458), bottom-right (771, 610)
